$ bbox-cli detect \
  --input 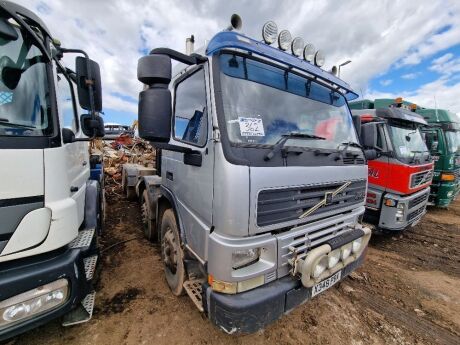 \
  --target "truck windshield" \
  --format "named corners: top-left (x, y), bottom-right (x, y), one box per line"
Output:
top-left (387, 124), bottom-right (428, 159)
top-left (445, 130), bottom-right (460, 154)
top-left (218, 54), bottom-right (359, 151)
top-left (0, 21), bottom-right (51, 137)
